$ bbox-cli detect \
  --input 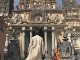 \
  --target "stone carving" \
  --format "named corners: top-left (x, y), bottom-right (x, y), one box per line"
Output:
top-left (46, 13), bottom-right (53, 22)
top-left (46, 14), bottom-right (63, 24)
top-left (16, 18), bottom-right (22, 24)
top-left (62, 0), bottom-right (78, 17)
top-left (11, 13), bottom-right (31, 24)
top-left (45, 15), bottom-right (50, 22)
top-left (33, 0), bottom-right (41, 9)
top-left (11, 14), bottom-right (22, 24)
top-left (34, 15), bottom-right (43, 23)
top-left (31, 10), bottom-right (43, 23)
top-left (59, 36), bottom-right (72, 58)
top-left (22, 13), bottom-right (31, 23)
top-left (53, 15), bottom-right (63, 24)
